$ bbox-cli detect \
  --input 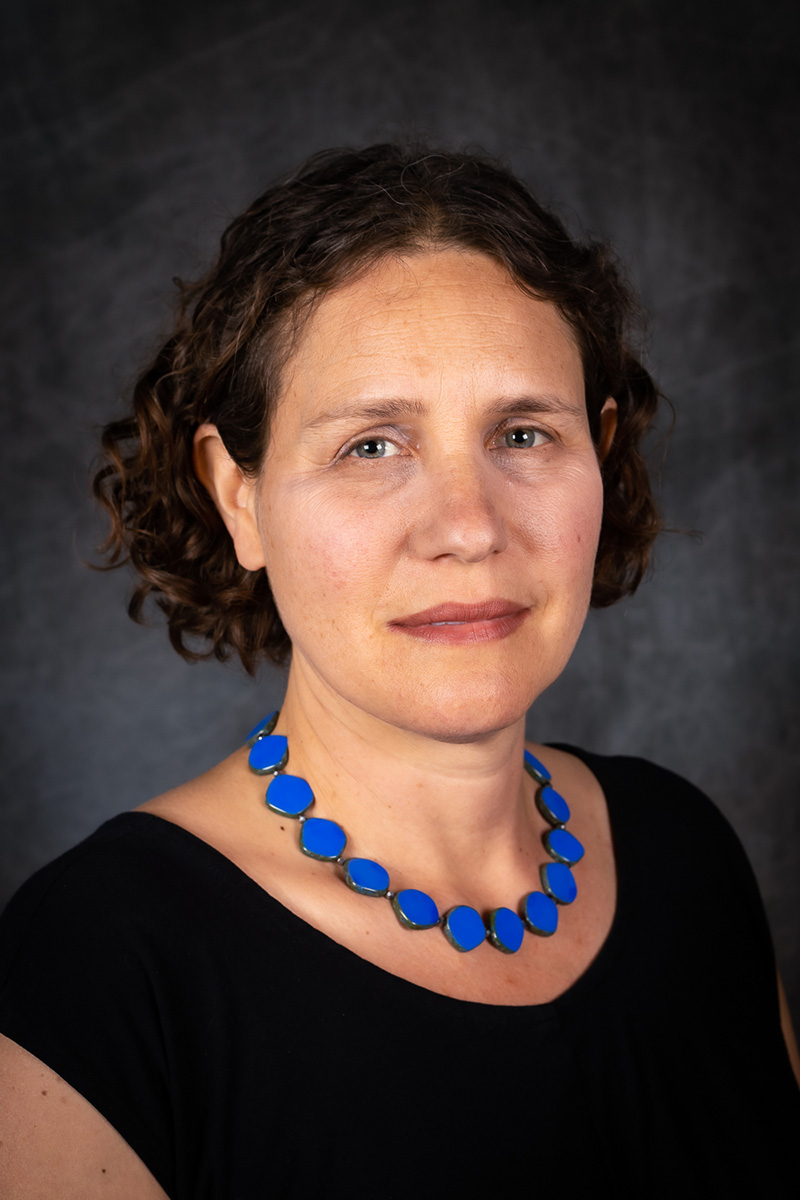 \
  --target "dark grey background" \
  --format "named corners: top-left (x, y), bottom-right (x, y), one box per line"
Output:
top-left (2, 0), bottom-right (799, 1020)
